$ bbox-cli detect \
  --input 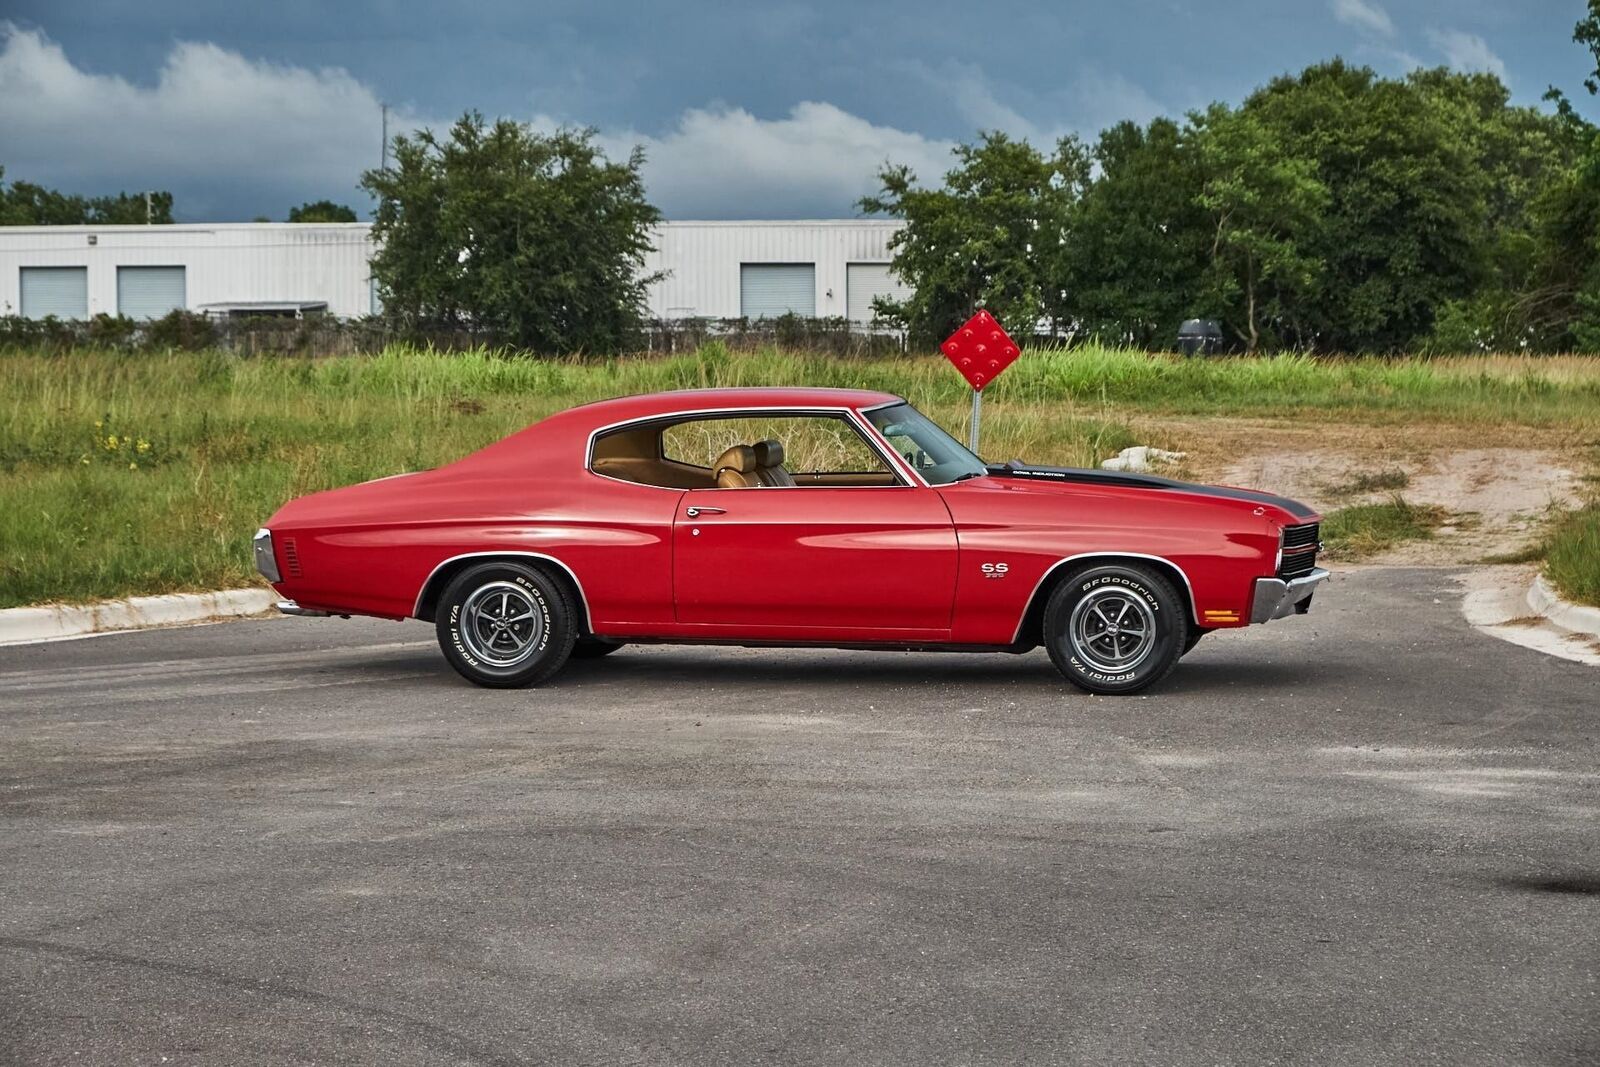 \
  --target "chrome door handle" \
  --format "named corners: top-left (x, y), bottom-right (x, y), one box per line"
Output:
top-left (685, 506), bottom-right (726, 518)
